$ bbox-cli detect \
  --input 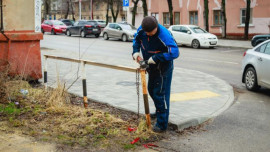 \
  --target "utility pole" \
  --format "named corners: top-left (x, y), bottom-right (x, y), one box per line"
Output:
top-left (79, 0), bottom-right (82, 20)
top-left (90, 0), bottom-right (93, 20)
